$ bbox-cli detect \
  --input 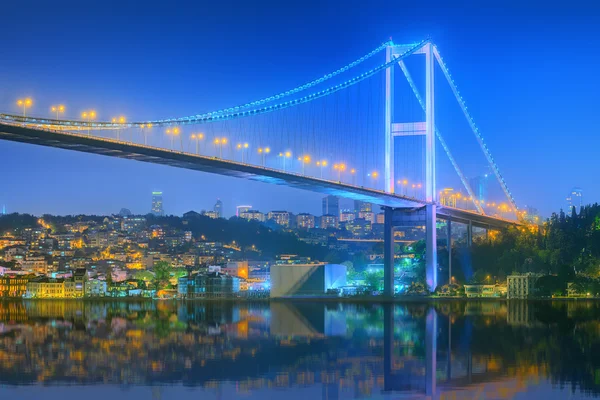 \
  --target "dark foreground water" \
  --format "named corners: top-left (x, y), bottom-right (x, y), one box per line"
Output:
top-left (0, 300), bottom-right (599, 399)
